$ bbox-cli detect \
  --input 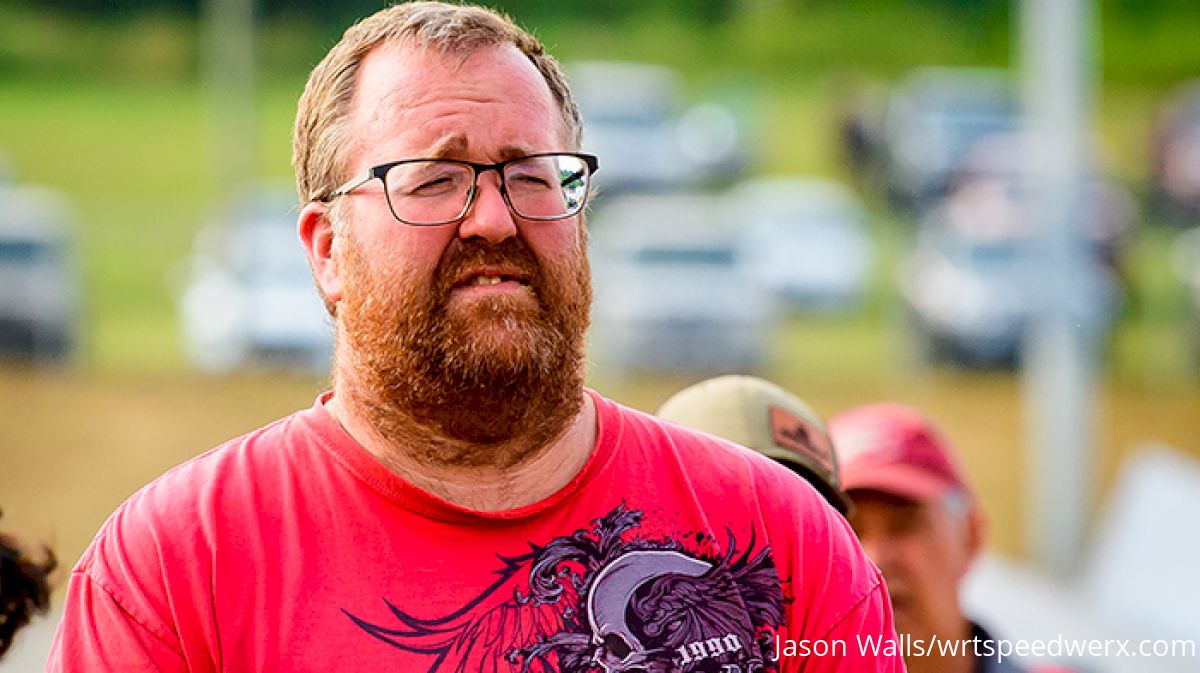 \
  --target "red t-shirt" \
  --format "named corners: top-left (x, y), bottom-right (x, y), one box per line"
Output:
top-left (48, 391), bottom-right (901, 672)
